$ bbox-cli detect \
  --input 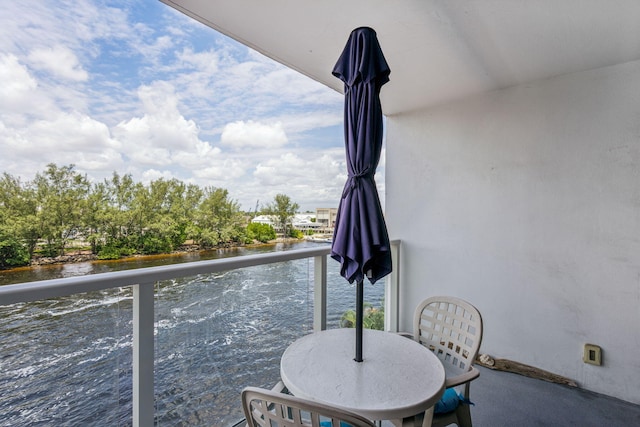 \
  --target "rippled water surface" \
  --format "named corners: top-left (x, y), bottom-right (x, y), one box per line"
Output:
top-left (0, 242), bottom-right (385, 426)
